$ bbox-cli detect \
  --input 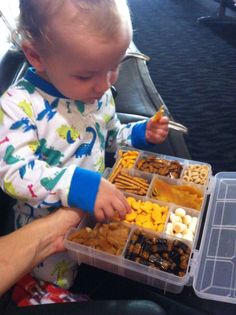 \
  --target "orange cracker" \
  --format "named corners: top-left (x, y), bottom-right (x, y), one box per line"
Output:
top-left (152, 105), bottom-right (165, 122)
